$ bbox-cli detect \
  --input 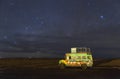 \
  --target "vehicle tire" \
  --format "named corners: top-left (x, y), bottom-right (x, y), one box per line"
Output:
top-left (59, 63), bottom-right (66, 69)
top-left (81, 64), bottom-right (87, 71)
